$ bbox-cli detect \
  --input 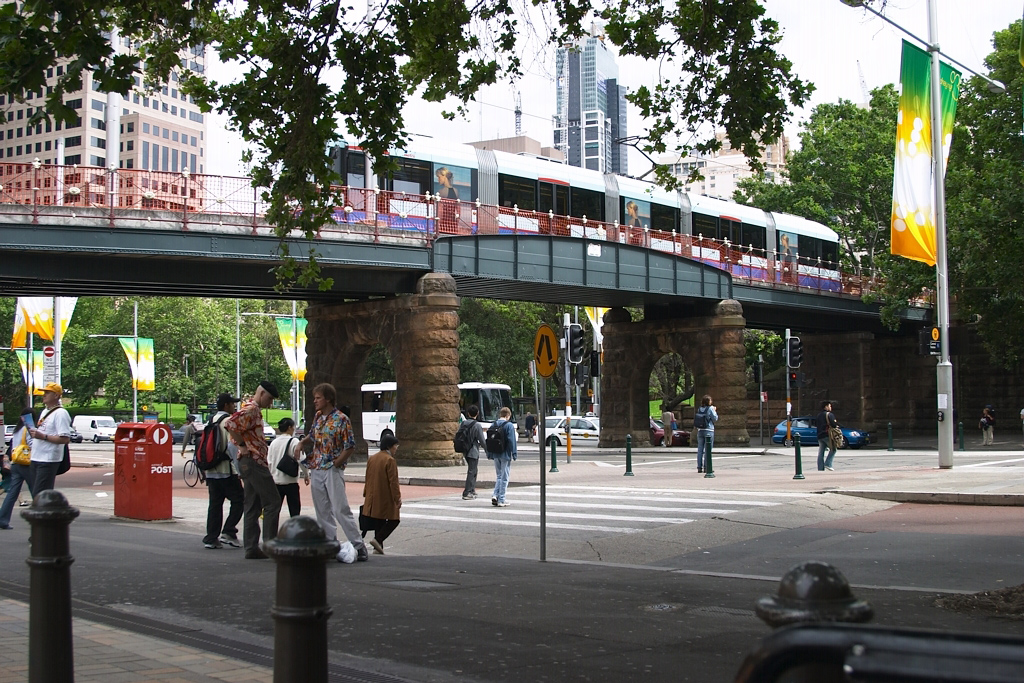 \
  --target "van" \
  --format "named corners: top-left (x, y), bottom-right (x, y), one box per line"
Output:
top-left (72, 415), bottom-right (118, 443)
